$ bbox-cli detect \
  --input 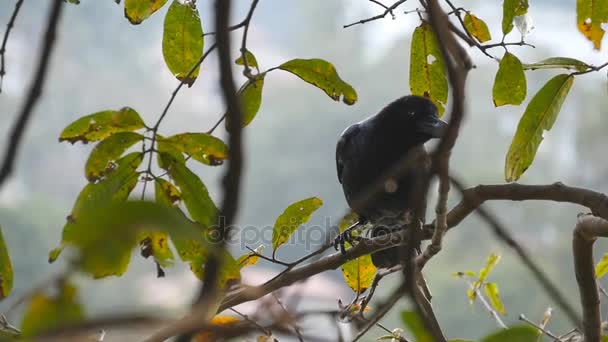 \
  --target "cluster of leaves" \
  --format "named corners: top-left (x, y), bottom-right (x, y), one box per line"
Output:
top-left (453, 253), bottom-right (506, 316)
top-left (409, 0), bottom-right (607, 182)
